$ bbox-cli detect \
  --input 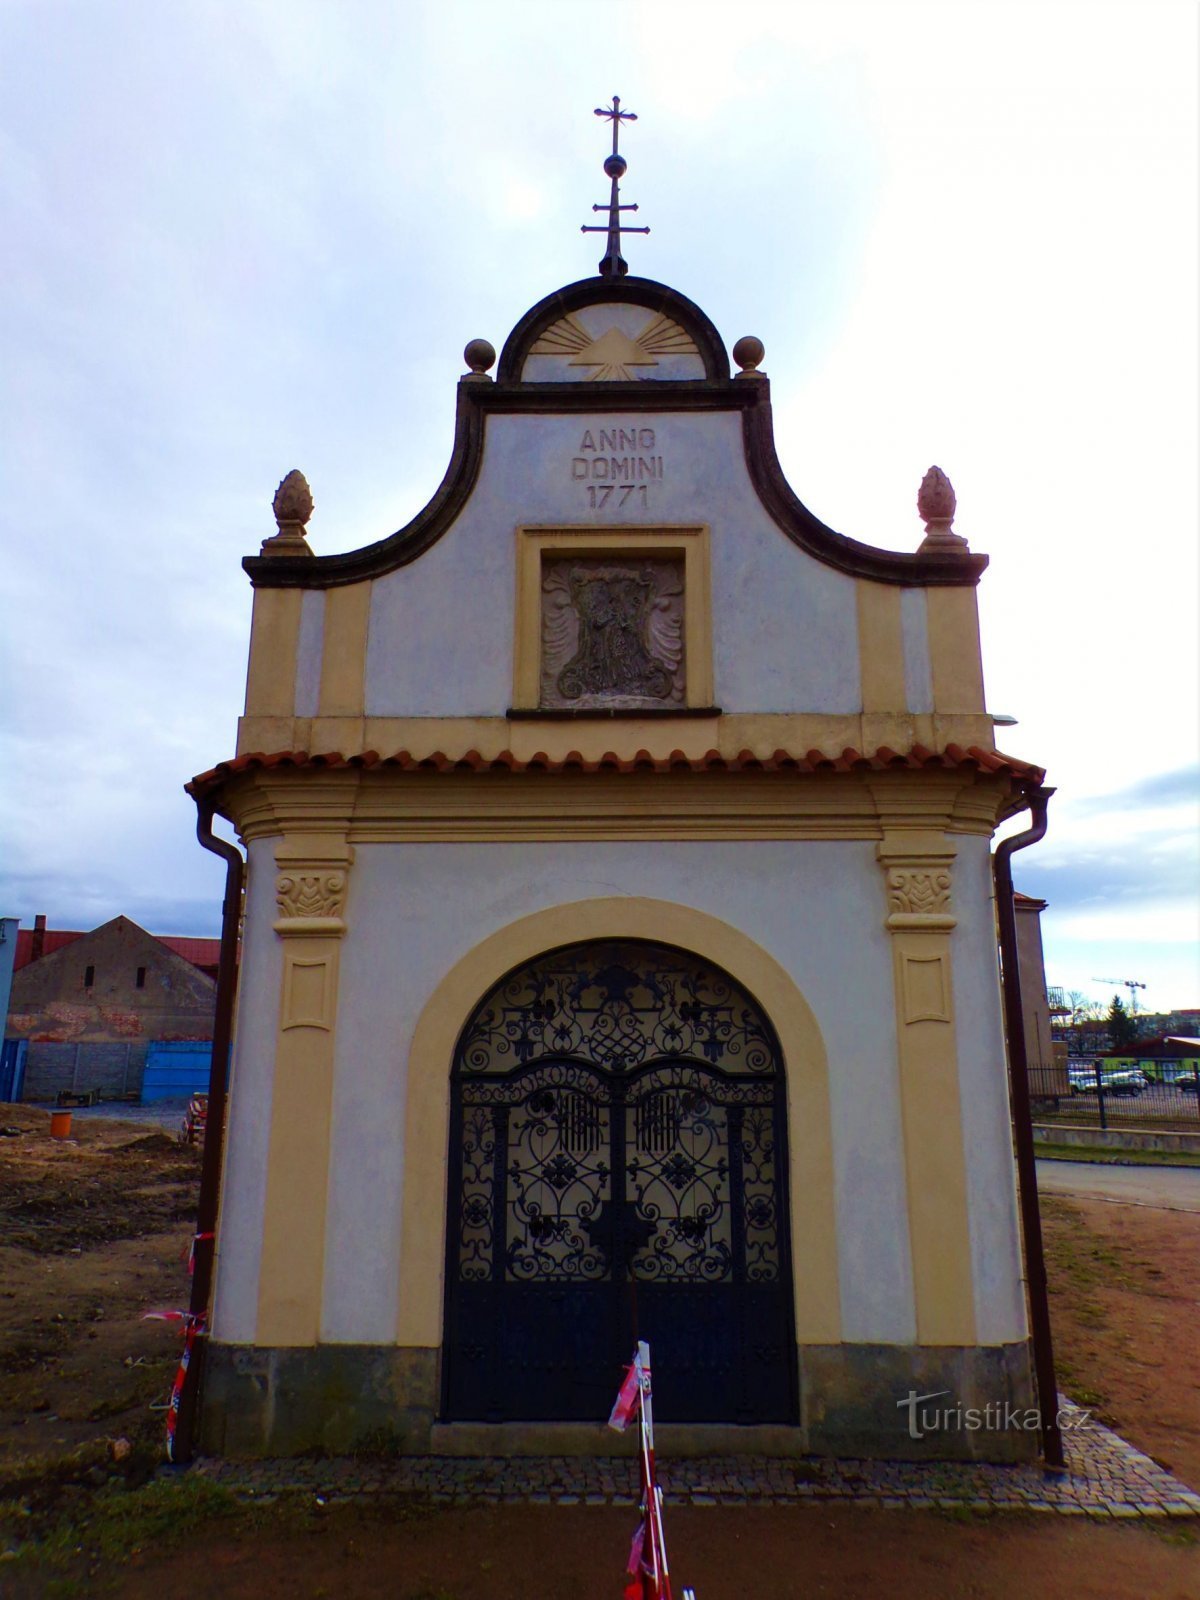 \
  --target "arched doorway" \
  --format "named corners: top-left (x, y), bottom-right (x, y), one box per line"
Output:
top-left (442, 939), bottom-right (797, 1425)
